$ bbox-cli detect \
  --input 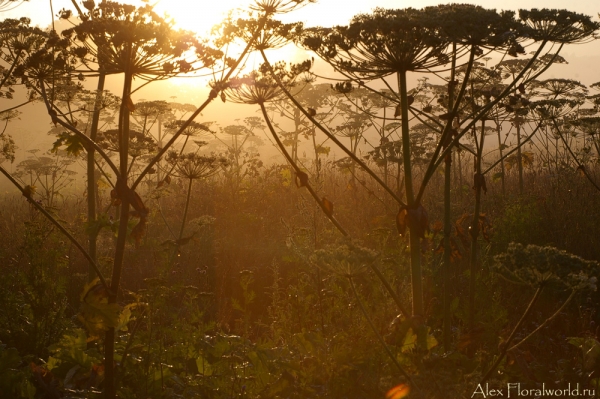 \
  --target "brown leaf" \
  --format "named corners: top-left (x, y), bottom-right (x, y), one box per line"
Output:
top-left (479, 214), bottom-right (492, 242)
top-left (126, 96), bottom-right (136, 112)
top-left (407, 205), bottom-right (429, 239)
top-left (431, 220), bottom-right (443, 235)
top-left (394, 104), bottom-right (401, 118)
top-left (577, 165), bottom-right (586, 177)
top-left (220, 92), bottom-right (226, 103)
top-left (472, 173), bottom-right (487, 194)
top-left (396, 208), bottom-right (407, 236)
top-left (130, 219), bottom-right (147, 246)
top-left (406, 95), bottom-right (414, 106)
top-left (295, 170), bottom-right (309, 188)
top-left (423, 105), bottom-right (433, 113)
top-left (307, 107), bottom-right (316, 117)
top-left (518, 83), bottom-right (526, 94)
top-left (321, 197), bottom-right (333, 216)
